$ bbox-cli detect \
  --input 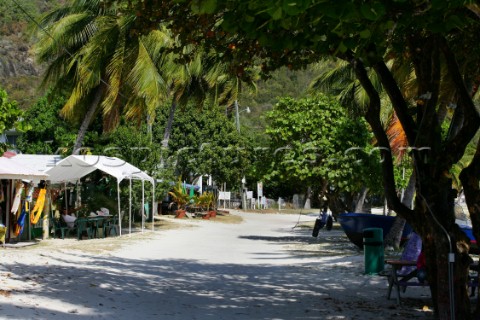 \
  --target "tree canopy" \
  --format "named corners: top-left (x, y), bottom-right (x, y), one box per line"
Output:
top-left (11, 0), bottom-right (480, 317)
top-left (0, 87), bottom-right (29, 152)
top-left (115, 1), bottom-right (480, 318)
top-left (264, 94), bottom-right (381, 212)
top-left (153, 102), bottom-right (252, 188)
